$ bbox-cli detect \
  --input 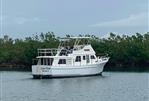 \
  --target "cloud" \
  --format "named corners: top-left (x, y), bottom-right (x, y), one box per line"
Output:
top-left (90, 12), bottom-right (148, 28)
top-left (14, 17), bottom-right (40, 25)
top-left (14, 17), bottom-right (28, 24)
top-left (0, 15), bottom-right (8, 22)
top-left (1, 16), bottom-right (40, 25)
